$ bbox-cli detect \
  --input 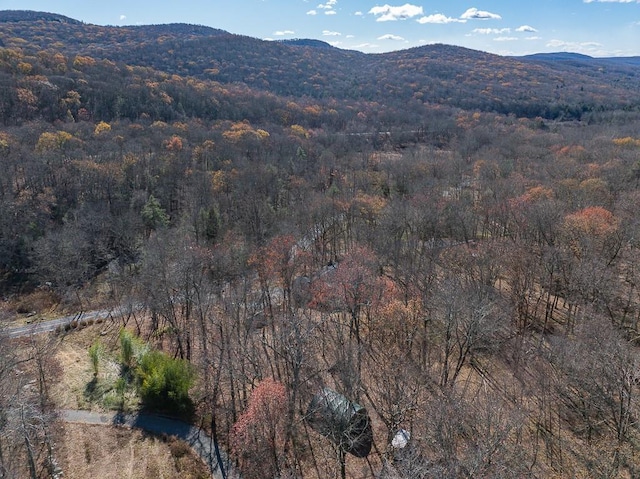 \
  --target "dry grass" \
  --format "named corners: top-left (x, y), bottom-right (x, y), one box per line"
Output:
top-left (51, 322), bottom-right (122, 410)
top-left (58, 423), bottom-right (209, 479)
top-left (0, 289), bottom-right (60, 328)
top-left (48, 323), bottom-right (210, 478)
